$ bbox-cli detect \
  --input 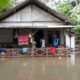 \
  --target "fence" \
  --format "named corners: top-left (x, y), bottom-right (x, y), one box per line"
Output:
top-left (0, 47), bottom-right (71, 57)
